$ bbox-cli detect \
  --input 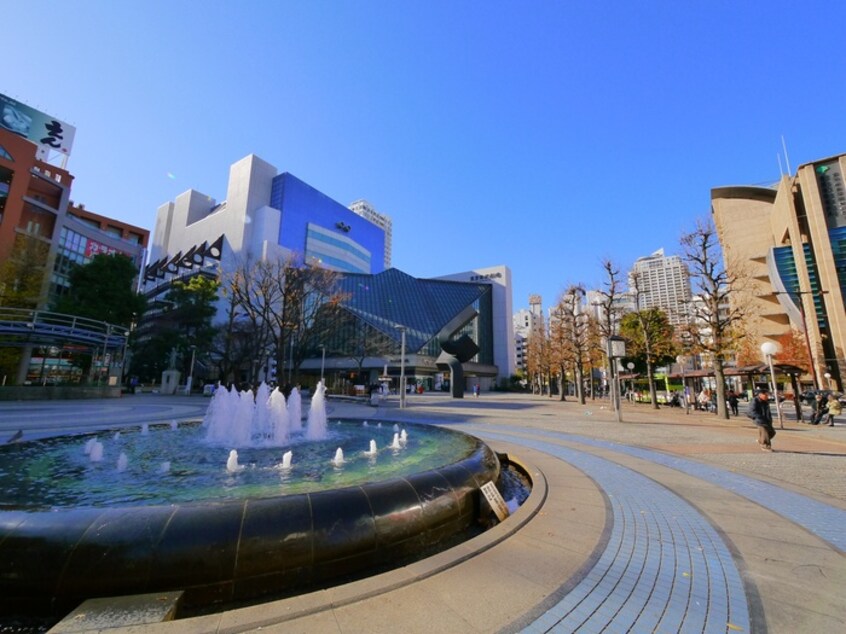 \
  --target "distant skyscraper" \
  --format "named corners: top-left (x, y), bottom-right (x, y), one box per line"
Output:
top-left (349, 199), bottom-right (392, 267)
top-left (628, 248), bottom-right (692, 326)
